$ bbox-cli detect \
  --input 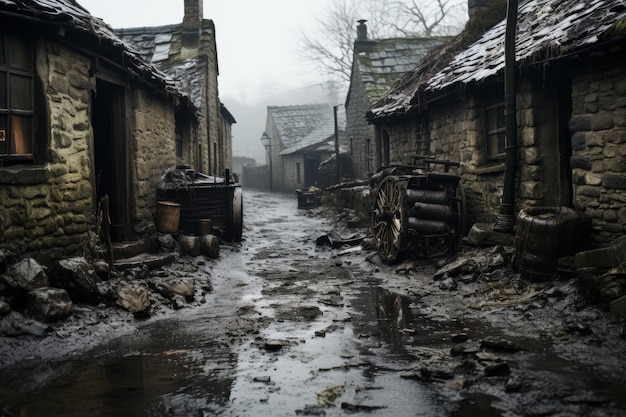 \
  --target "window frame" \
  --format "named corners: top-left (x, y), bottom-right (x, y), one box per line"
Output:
top-left (483, 86), bottom-right (506, 160)
top-left (0, 27), bottom-right (36, 165)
